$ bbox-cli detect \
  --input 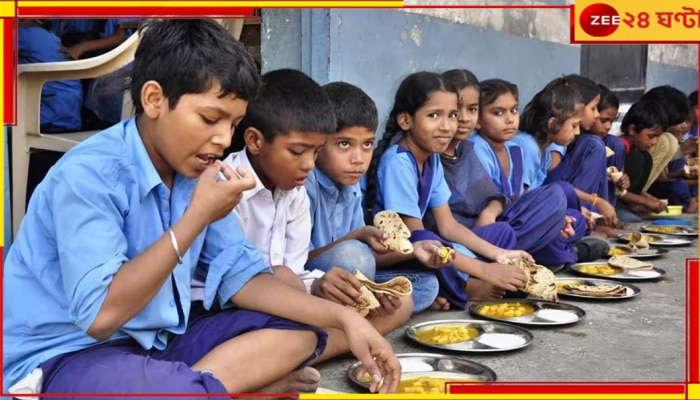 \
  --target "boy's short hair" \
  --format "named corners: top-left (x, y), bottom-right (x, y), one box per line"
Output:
top-left (597, 84), bottom-right (620, 111)
top-left (130, 19), bottom-right (260, 115)
top-left (237, 69), bottom-right (337, 142)
top-left (322, 82), bottom-right (378, 133)
top-left (689, 90), bottom-right (698, 108)
top-left (639, 85), bottom-right (690, 127)
top-left (621, 100), bottom-right (668, 134)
